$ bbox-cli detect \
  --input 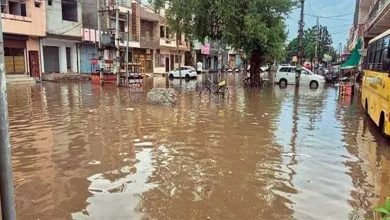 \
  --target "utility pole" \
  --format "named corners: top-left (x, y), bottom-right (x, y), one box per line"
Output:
top-left (298, 0), bottom-right (305, 66)
top-left (314, 17), bottom-right (319, 72)
top-left (115, 1), bottom-right (120, 86)
top-left (338, 43), bottom-right (342, 61)
top-left (97, 0), bottom-right (103, 85)
top-left (126, 10), bottom-right (130, 87)
top-left (0, 15), bottom-right (17, 220)
top-left (296, 0), bottom-right (305, 86)
top-left (176, 33), bottom-right (182, 82)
